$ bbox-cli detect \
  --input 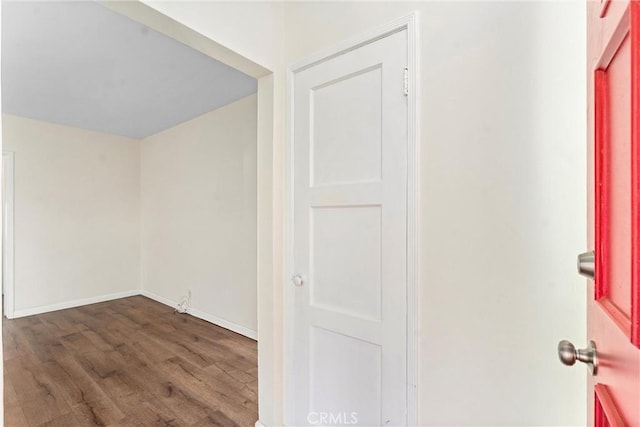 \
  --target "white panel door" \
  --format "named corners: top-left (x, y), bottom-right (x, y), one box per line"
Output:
top-left (292, 29), bottom-right (408, 426)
